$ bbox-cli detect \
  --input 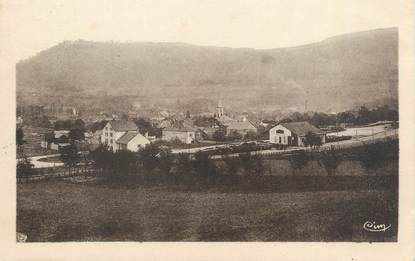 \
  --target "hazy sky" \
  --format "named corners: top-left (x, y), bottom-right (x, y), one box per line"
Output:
top-left (1, 0), bottom-right (406, 61)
